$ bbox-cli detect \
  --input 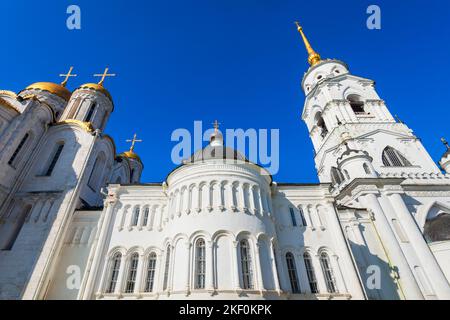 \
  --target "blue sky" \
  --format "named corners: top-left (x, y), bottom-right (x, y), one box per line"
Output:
top-left (2, 1), bottom-right (450, 183)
